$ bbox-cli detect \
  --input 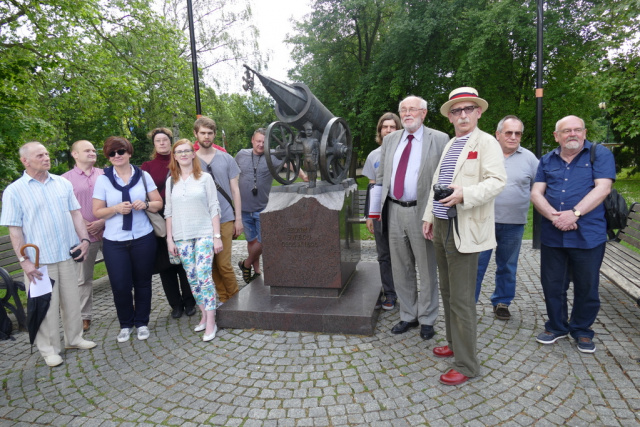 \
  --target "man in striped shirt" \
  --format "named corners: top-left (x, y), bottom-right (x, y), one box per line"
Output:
top-left (1, 142), bottom-right (97, 367)
top-left (422, 87), bottom-right (506, 385)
